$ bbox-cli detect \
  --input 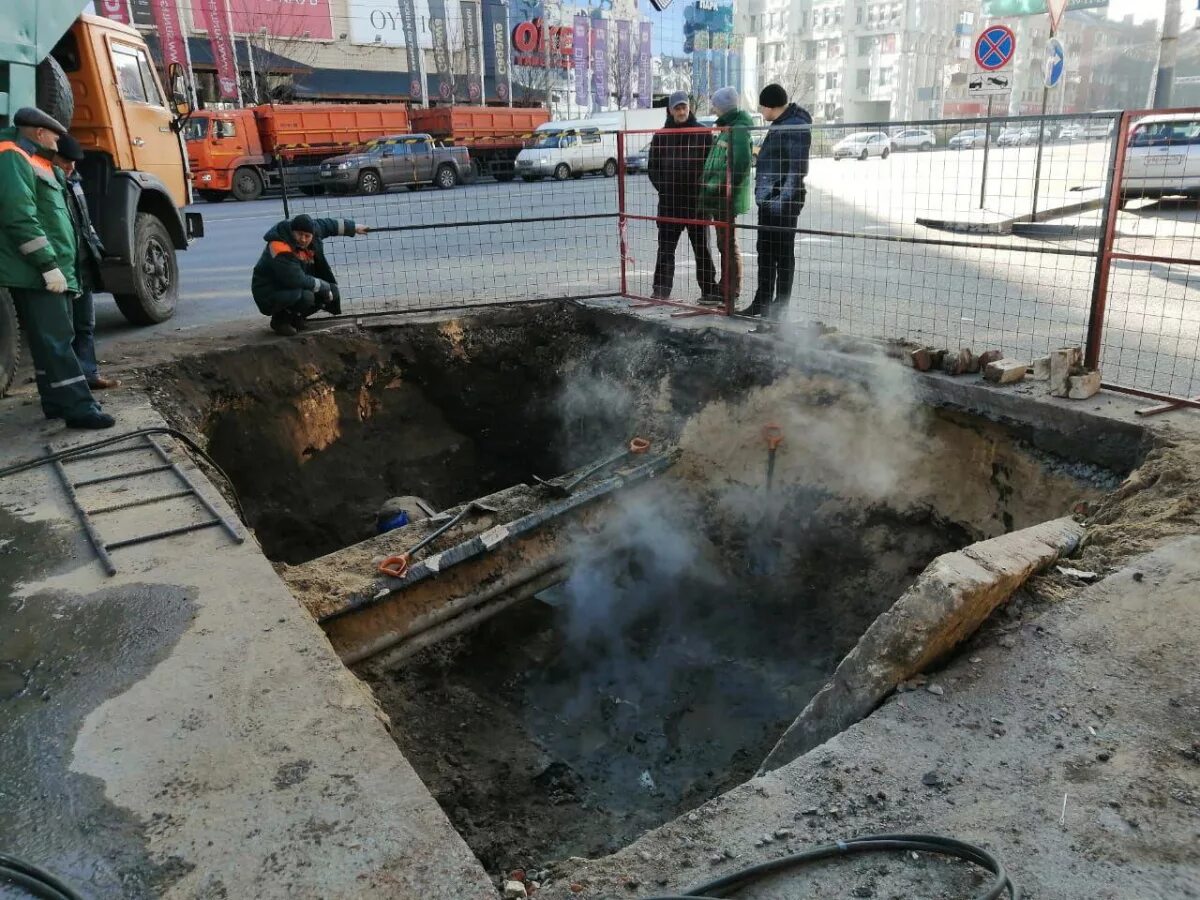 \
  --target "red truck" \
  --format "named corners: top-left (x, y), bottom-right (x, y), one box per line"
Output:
top-left (410, 106), bottom-right (549, 181)
top-left (185, 103), bottom-right (412, 202)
